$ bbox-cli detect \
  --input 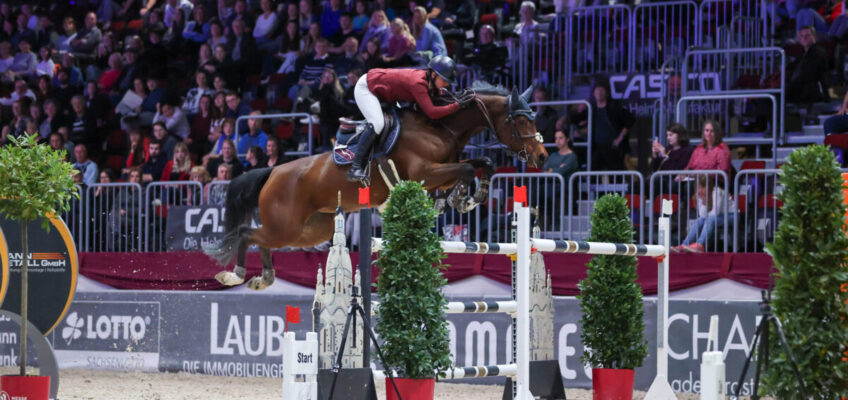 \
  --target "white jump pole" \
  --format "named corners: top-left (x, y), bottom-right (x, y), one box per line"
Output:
top-left (645, 199), bottom-right (677, 400)
top-left (514, 202), bottom-right (532, 400)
